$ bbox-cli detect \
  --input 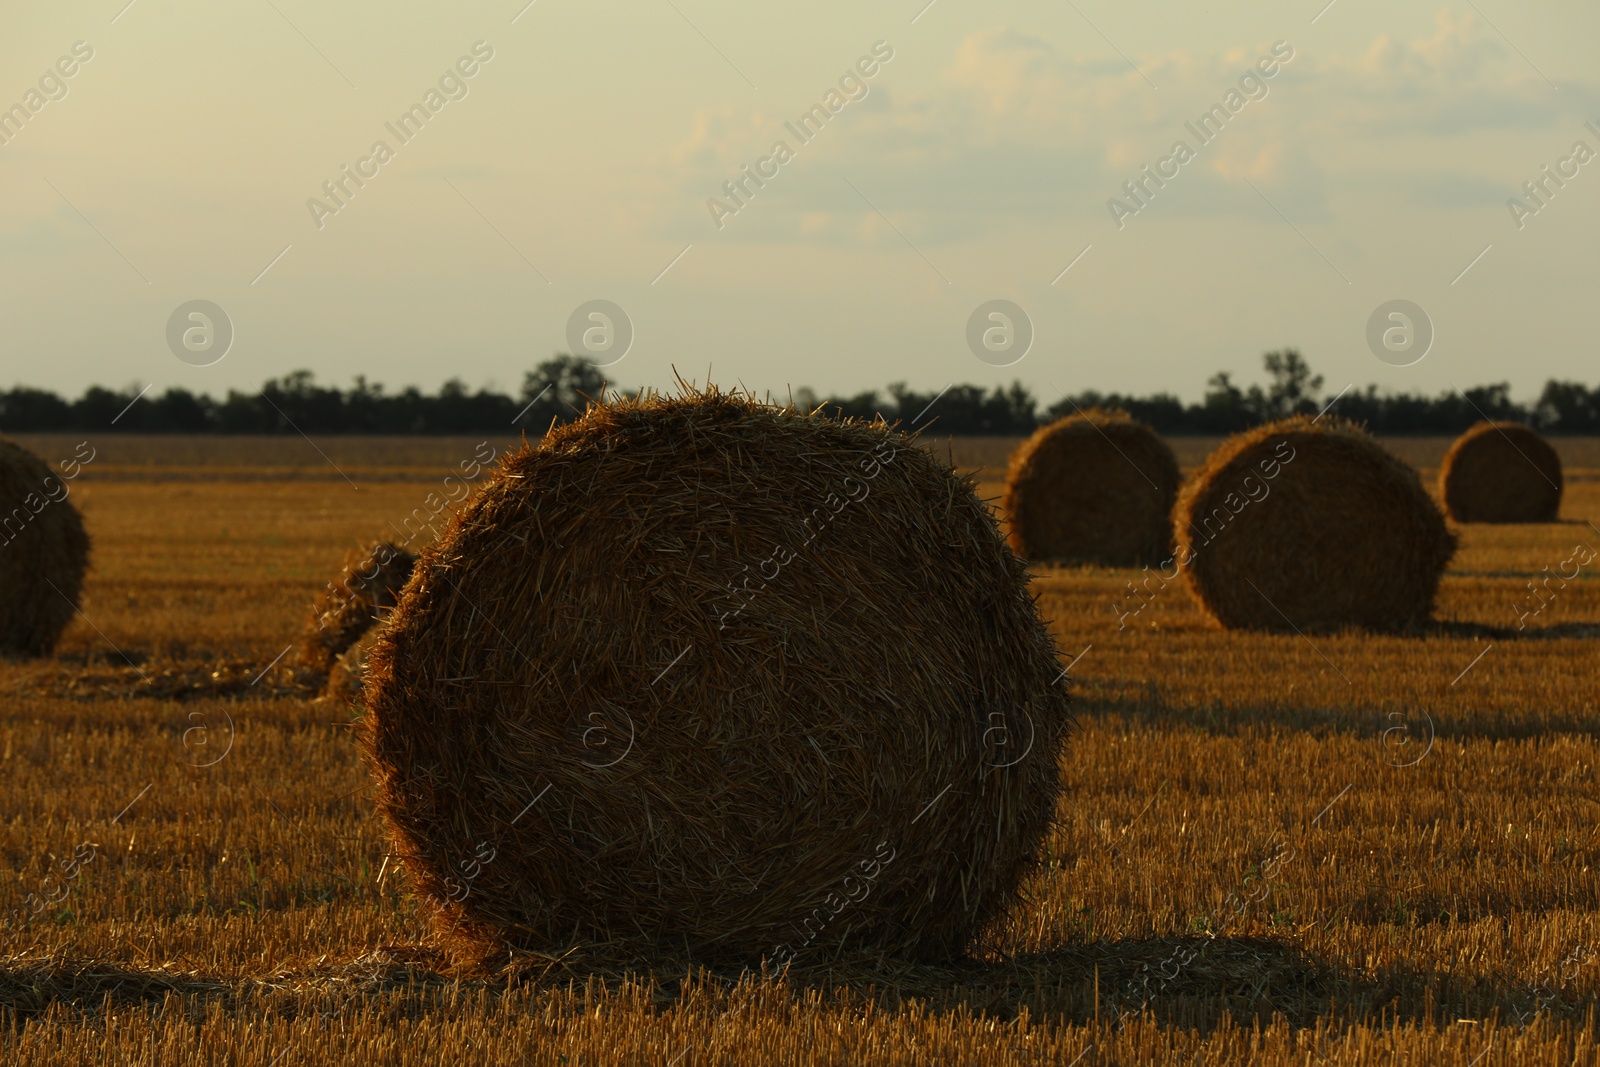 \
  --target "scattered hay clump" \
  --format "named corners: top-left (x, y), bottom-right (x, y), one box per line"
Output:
top-left (0, 436), bottom-right (90, 657)
top-left (1002, 409), bottom-right (1181, 567)
top-left (323, 631), bottom-right (383, 705)
top-left (362, 387), bottom-right (1073, 965)
top-left (297, 541), bottom-right (417, 684)
top-left (1174, 416), bottom-right (1455, 633)
top-left (1438, 421), bottom-right (1563, 523)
